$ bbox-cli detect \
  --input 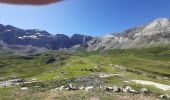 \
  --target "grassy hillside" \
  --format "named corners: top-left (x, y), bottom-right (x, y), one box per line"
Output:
top-left (102, 45), bottom-right (170, 77)
top-left (0, 45), bottom-right (170, 99)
